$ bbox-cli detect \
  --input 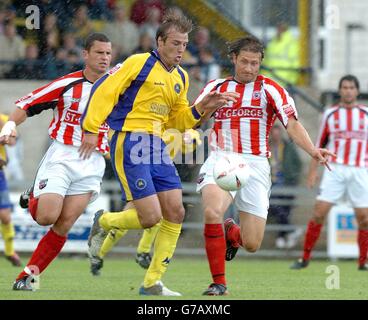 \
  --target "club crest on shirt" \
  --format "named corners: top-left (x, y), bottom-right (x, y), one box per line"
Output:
top-left (174, 83), bottom-right (181, 94)
top-left (135, 178), bottom-right (147, 190)
top-left (252, 91), bottom-right (261, 100)
top-left (39, 179), bottom-right (48, 190)
top-left (282, 104), bottom-right (294, 117)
